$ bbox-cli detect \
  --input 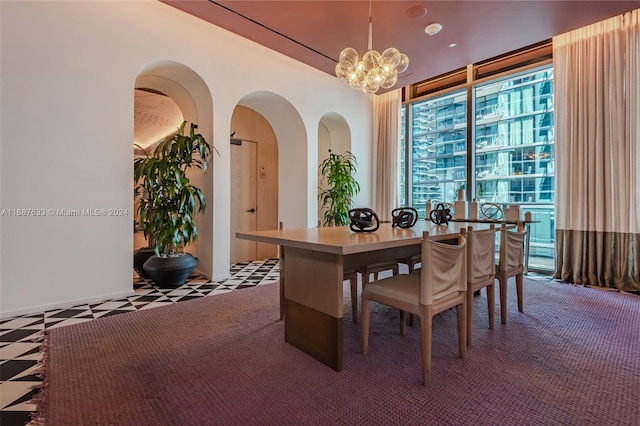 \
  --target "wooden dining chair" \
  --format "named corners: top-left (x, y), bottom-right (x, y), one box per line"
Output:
top-left (354, 260), bottom-right (400, 323)
top-left (496, 222), bottom-right (527, 324)
top-left (343, 269), bottom-right (359, 323)
top-left (397, 255), bottom-right (421, 327)
top-left (465, 225), bottom-right (496, 346)
top-left (357, 262), bottom-right (400, 287)
top-left (361, 230), bottom-right (468, 385)
top-left (398, 255), bottom-right (421, 275)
